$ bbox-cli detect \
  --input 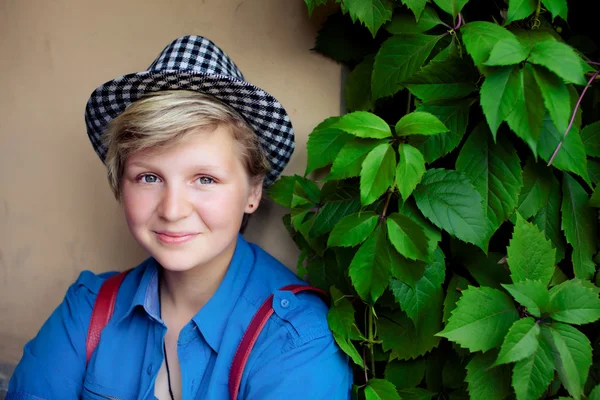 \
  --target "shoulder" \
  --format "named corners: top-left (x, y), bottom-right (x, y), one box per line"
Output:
top-left (243, 242), bottom-right (332, 348)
